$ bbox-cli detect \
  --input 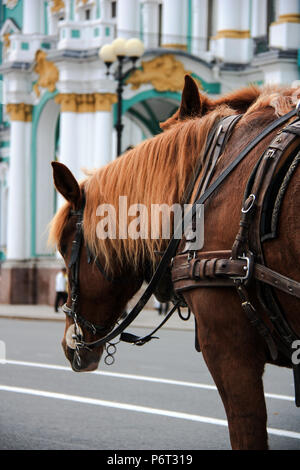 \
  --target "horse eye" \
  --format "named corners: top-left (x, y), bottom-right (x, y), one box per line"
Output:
top-left (60, 244), bottom-right (67, 257)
